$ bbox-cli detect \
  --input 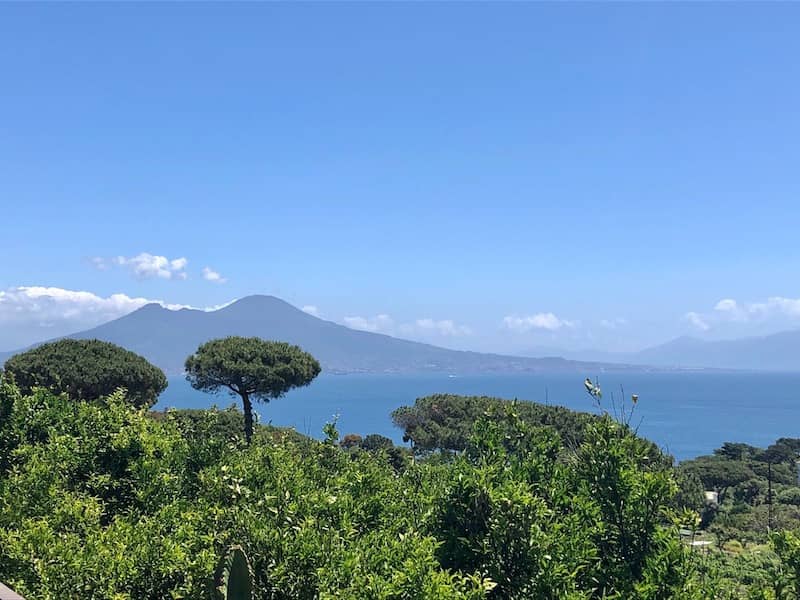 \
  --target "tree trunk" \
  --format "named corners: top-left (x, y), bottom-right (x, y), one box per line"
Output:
top-left (241, 391), bottom-right (253, 444)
